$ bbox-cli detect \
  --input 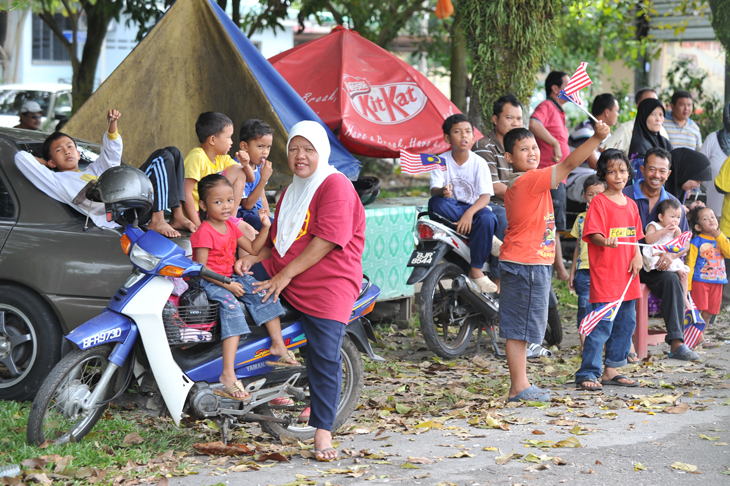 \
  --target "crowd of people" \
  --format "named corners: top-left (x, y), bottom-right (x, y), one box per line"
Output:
top-left (430, 71), bottom-right (730, 400)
